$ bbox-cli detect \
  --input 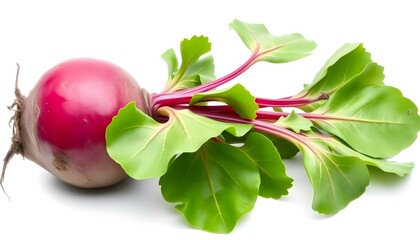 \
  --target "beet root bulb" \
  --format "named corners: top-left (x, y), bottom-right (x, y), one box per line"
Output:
top-left (2, 58), bottom-right (149, 188)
